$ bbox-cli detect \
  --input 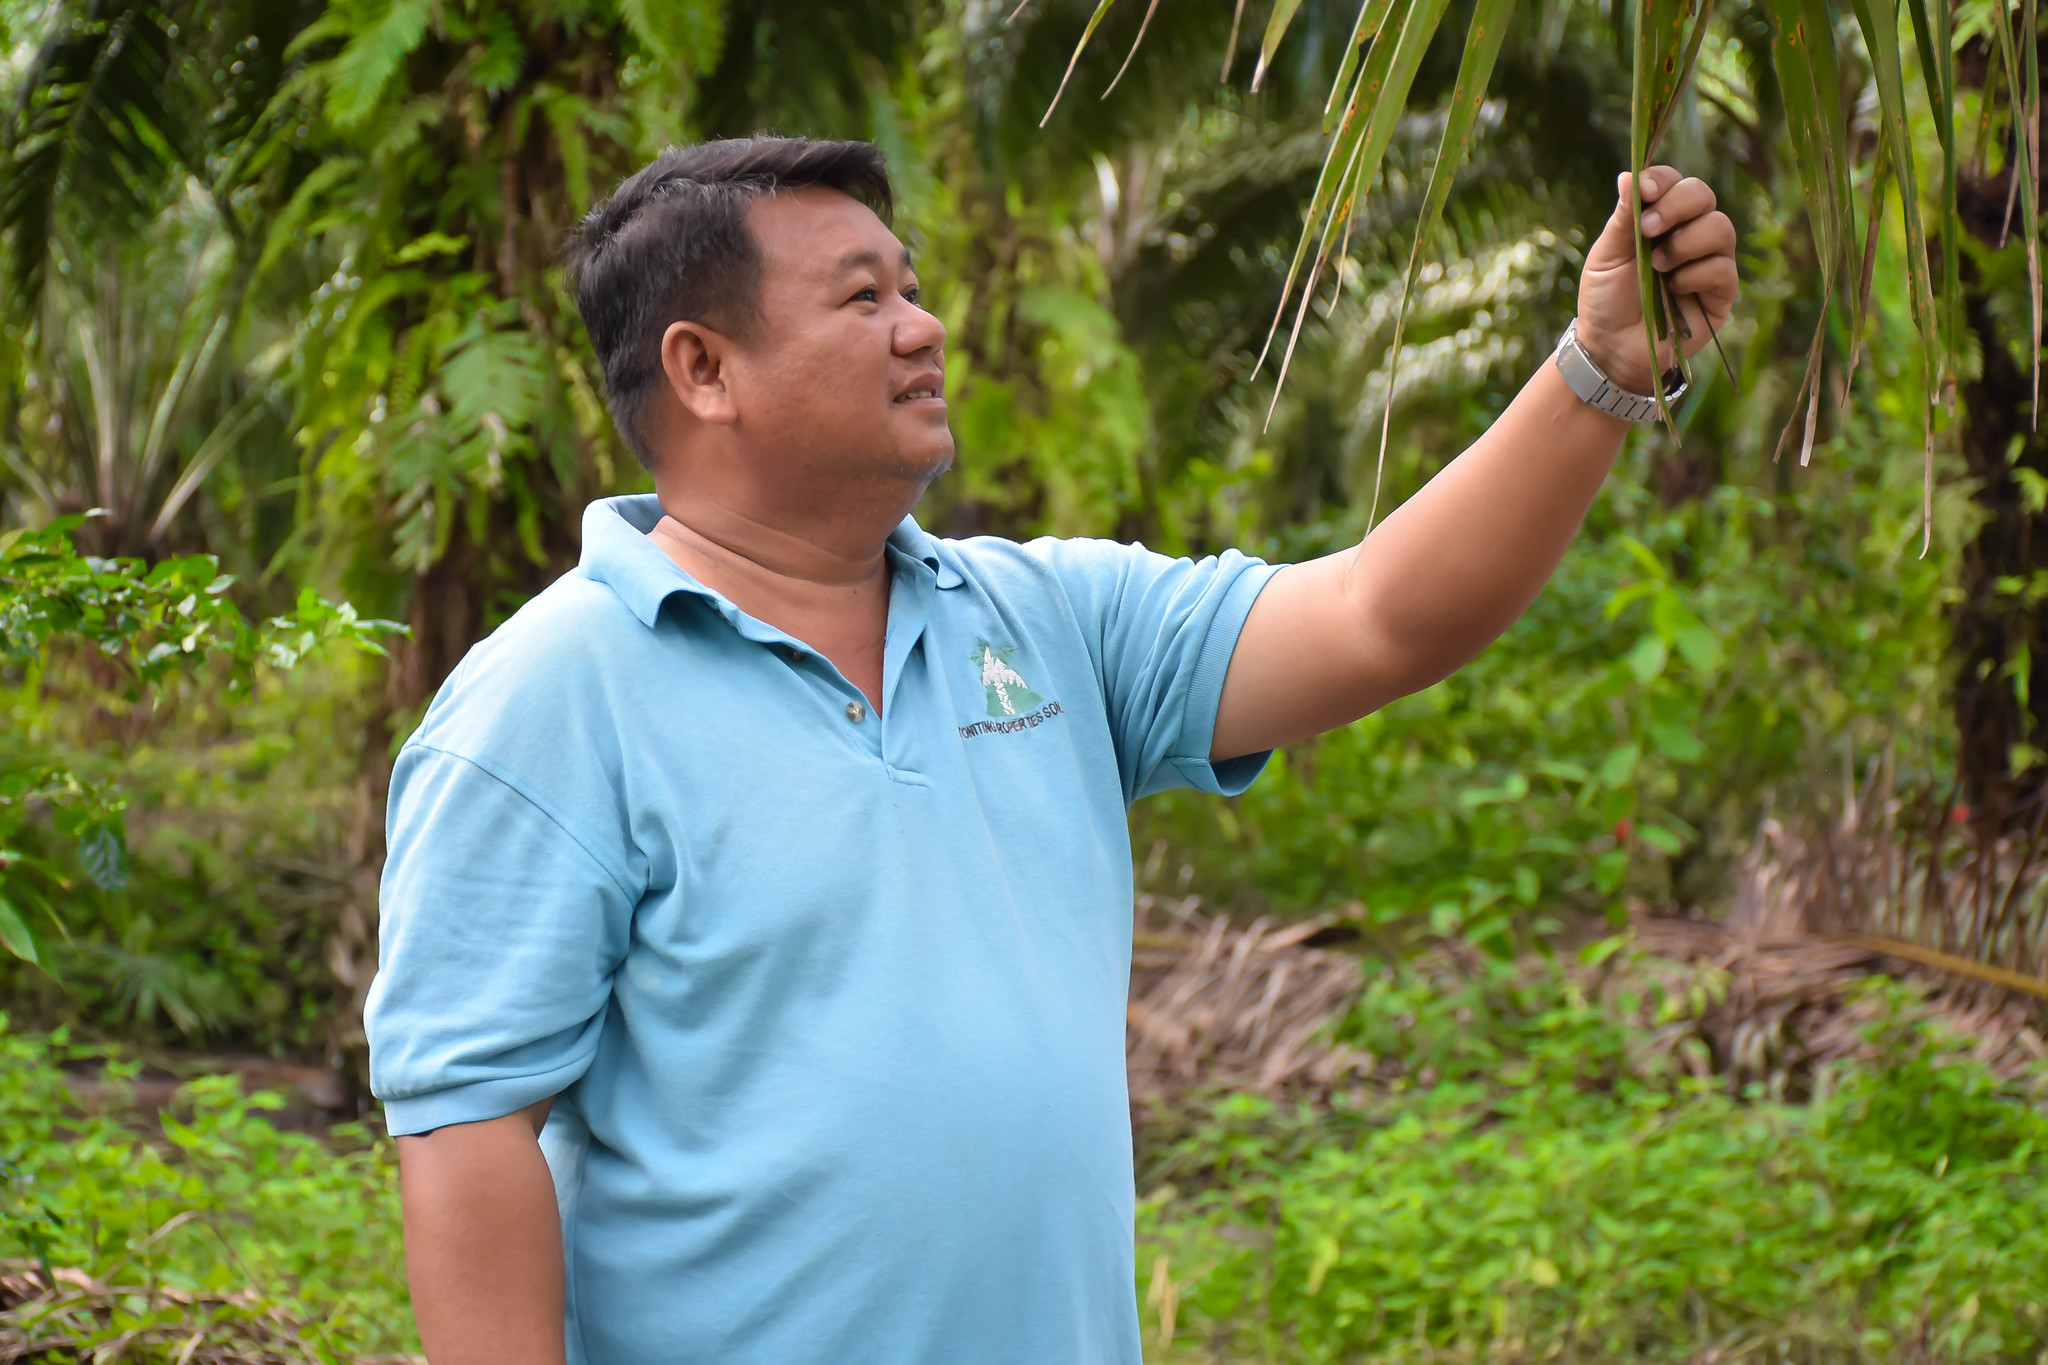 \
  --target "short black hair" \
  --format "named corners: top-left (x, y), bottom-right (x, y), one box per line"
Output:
top-left (566, 137), bottom-right (895, 467)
